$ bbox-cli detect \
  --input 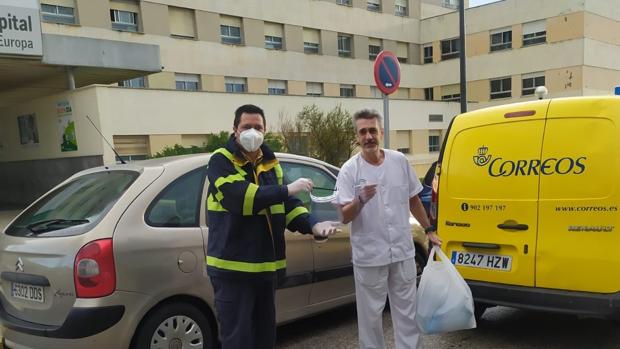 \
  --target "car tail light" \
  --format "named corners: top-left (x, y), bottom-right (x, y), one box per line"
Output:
top-left (74, 239), bottom-right (115, 298)
top-left (429, 167), bottom-right (440, 226)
